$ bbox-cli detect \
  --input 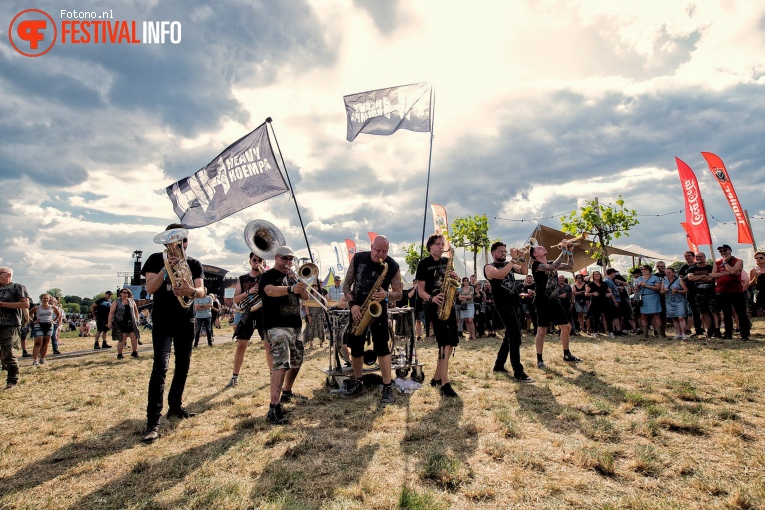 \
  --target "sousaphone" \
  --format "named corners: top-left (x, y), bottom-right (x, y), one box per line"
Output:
top-left (244, 219), bottom-right (286, 259)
